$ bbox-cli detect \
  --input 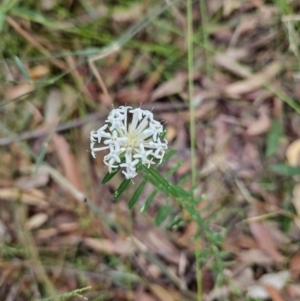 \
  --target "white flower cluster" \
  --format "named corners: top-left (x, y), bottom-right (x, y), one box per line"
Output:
top-left (90, 107), bottom-right (168, 180)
